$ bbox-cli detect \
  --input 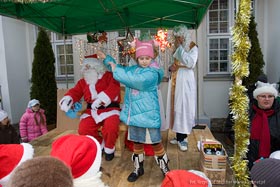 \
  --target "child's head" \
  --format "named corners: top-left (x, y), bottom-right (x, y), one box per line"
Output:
top-left (28, 99), bottom-right (40, 112)
top-left (8, 156), bottom-right (73, 187)
top-left (0, 110), bottom-right (9, 125)
top-left (135, 39), bottom-right (155, 68)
